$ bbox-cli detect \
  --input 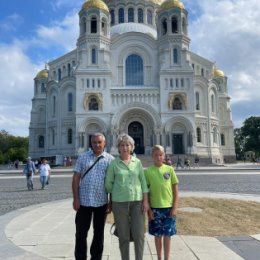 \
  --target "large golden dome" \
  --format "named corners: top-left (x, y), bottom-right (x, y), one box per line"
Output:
top-left (36, 69), bottom-right (48, 79)
top-left (145, 0), bottom-right (164, 4)
top-left (104, 0), bottom-right (164, 4)
top-left (213, 68), bottom-right (225, 77)
top-left (158, 0), bottom-right (185, 12)
top-left (82, 0), bottom-right (109, 13)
